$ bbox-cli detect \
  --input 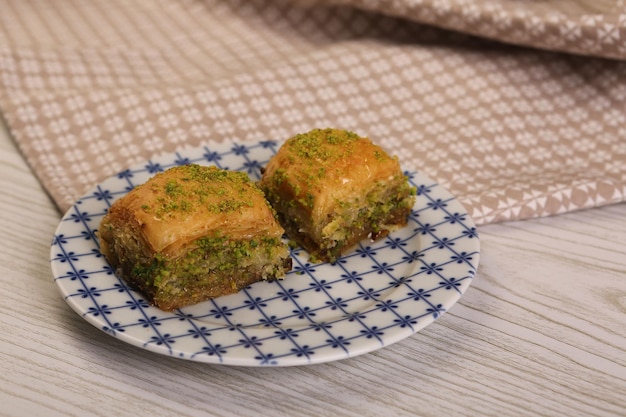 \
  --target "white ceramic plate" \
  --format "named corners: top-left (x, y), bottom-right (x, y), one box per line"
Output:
top-left (51, 140), bottom-right (480, 366)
